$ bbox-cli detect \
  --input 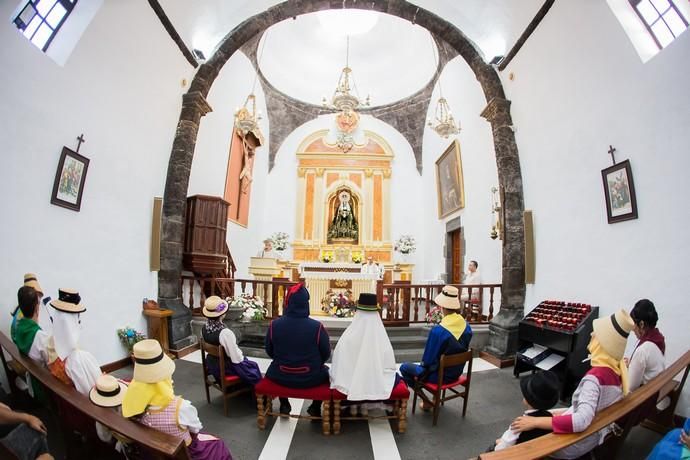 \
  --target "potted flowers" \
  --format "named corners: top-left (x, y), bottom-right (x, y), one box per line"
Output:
top-left (321, 250), bottom-right (334, 263)
top-left (270, 232), bottom-right (290, 258)
top-left (117, 327), bottom-right (146, 358)
top-left (394, 234), bottom-right (416, 261)
top-left (228, 293), bottom-right (268, 322)
top-left (425, 306), bottom-right (444, 325)
top-left (321, 289), bottom-right (356, 318)
top-left (351, 250), bottom-right (363, 264)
